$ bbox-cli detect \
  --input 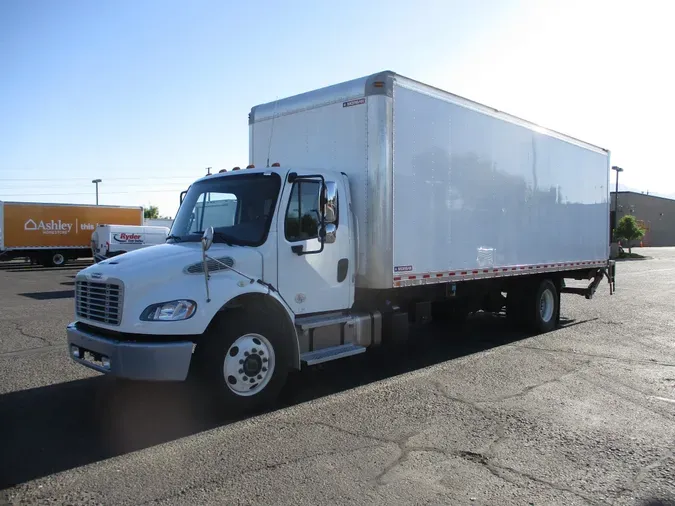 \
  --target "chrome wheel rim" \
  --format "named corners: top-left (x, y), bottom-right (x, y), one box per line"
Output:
top-left (223, 333), bottom-right (275, 397)
top-left (539, 289), bottom-right (555, 323)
